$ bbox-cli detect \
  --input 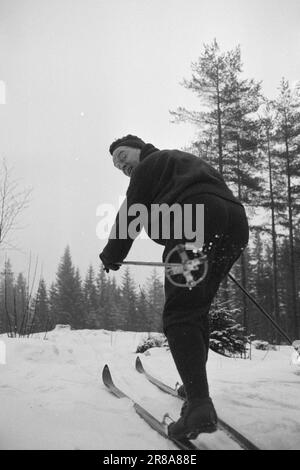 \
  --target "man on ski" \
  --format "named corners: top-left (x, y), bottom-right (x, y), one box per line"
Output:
top-left (99, 134), bottom-right (249, 439)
